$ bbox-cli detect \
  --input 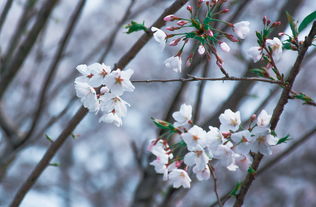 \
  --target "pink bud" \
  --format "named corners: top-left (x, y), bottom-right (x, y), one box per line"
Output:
top-left (250, 114), bottom-right (257, 121)
top-left (222, 132), bottom-right (231, 138)
top-left (163, 15), bottom-right (179, 22)
top-left (169, 38), bottom-right (181, 46)
top-left (166, 26), bottom-right (180, 31)
top-left (207, 30), bottom-right (214, 37)
top-left (175, 161), bottom-right (182, 168)
top-left (176, 20), bottom-right (188, 26)
top-left (271, 21), bottom-right (281, 27)
top-left (220, 42), bottom-right (230, 52)
top-left (225, 34), bottom-right (239, 42)
top-left (278, 32), bottom-right (285, 36)
top-left (186, 5), bottom-right (192, 13)
top-left (220, 8), bottom-right (230, 14)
